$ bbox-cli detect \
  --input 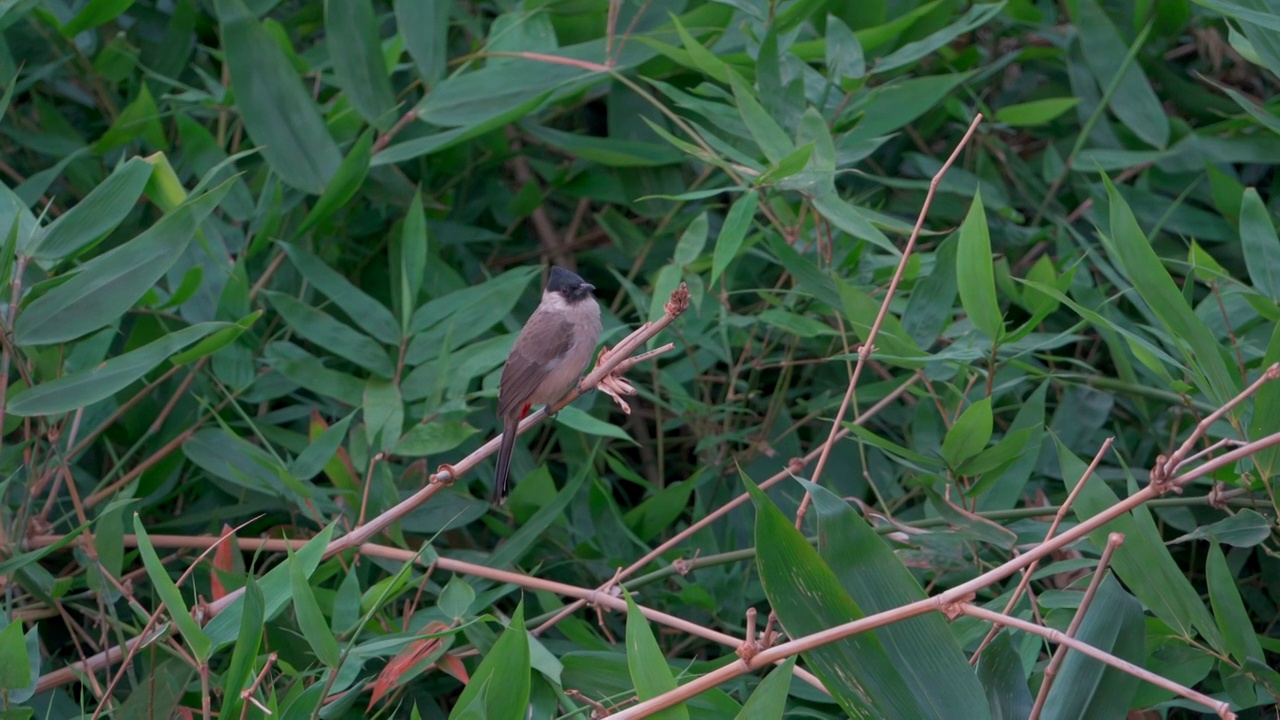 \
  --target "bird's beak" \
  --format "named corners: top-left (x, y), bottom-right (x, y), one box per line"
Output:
top-left (583, 283), bottom-right (596, 292)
